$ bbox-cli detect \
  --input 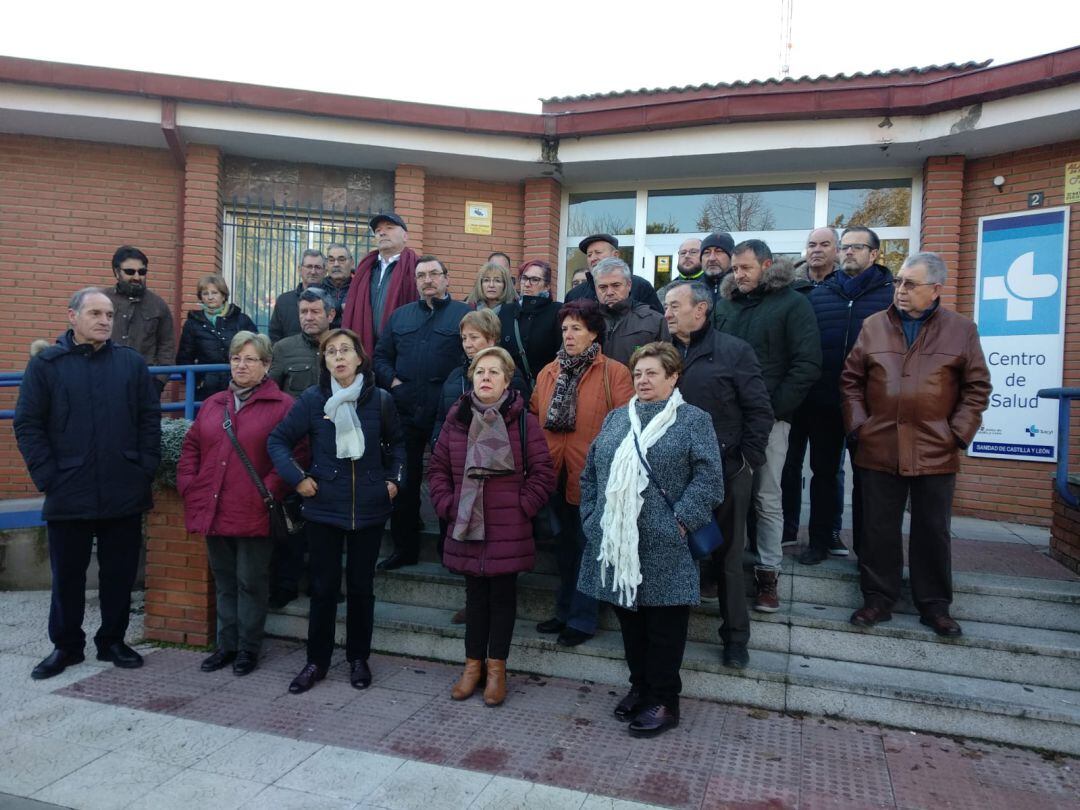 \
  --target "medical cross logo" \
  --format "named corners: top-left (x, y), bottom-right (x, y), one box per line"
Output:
top-left (982, 251), bottom-right (1058, 322)
top-left (1026, 424), bottom-right (1038, 438)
